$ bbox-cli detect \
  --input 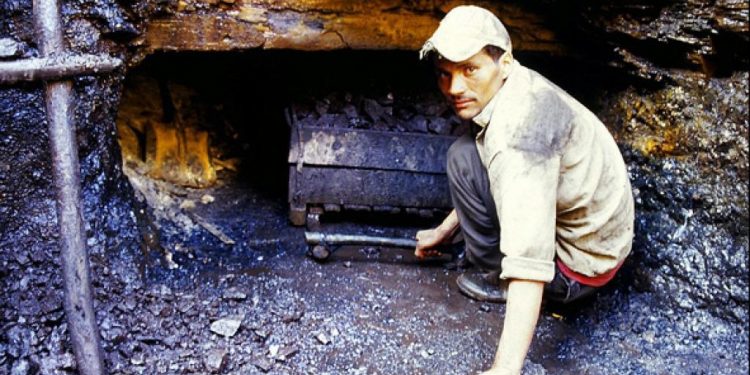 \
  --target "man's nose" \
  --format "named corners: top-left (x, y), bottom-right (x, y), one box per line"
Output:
top-left (449, 74), bottom-right (466, 96)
